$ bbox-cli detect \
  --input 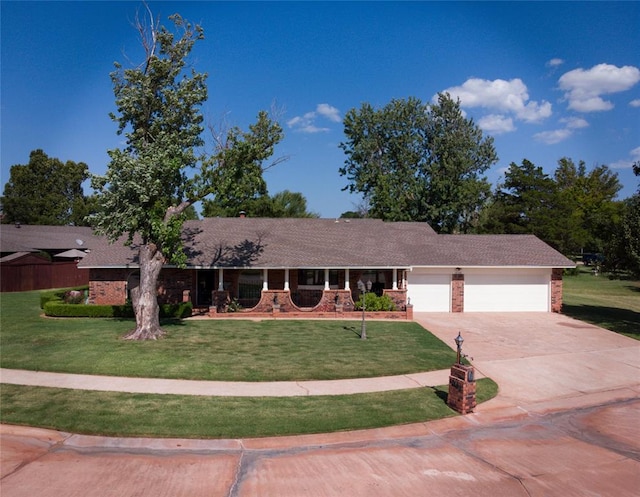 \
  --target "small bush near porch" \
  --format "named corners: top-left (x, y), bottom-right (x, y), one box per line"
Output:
top-left (1, 291), bottom-right (457, 382)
